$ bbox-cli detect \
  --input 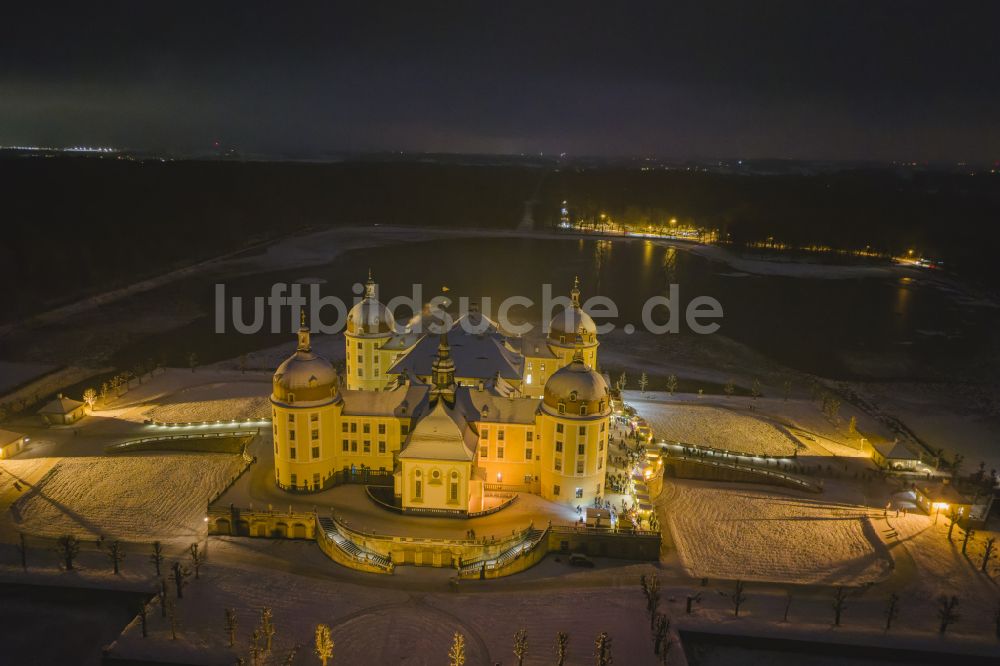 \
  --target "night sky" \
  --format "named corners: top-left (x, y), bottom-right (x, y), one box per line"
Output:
top-left (2, 2), bottom-right (998, 161)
